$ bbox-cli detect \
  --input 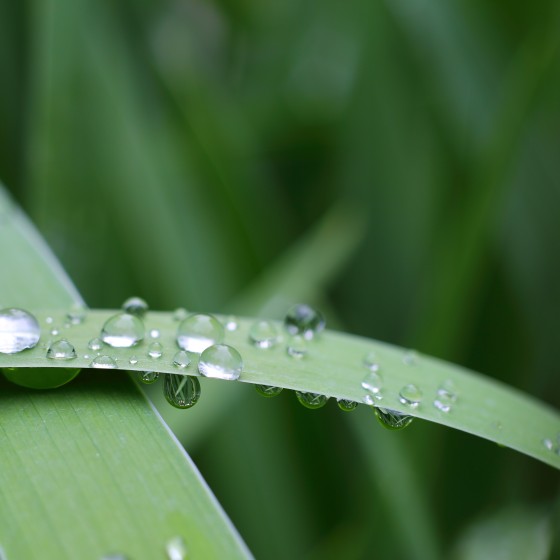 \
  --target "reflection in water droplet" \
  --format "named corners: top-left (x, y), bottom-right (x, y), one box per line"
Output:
top-left (138, 371), bottom-right (159, 384)
top-left (172, 350), bottom-right (191, 369)
top-left (148, 342), bottom-right (163, 359)
top-left (337, 399), bottom-right (358, 412)
top-left (402, 350), bottom-right (418, 365)
top-left (363, 351), bottom-right (379, 371)
top-left (122, 296), bottom-right (149, 316)
top-left (129, 356), bottom-right (138, 365)
top-left (164, 374), bottom-right (201, 409)
top-left (165, 536), bottom-right (188, 560)
top-left (399, 384), bottom-right (423, 408)
top-left (295, 391), bottom-right (328, 409)
top-left (286, 335), bottom-right (307, 359)
top-left (255, 384), bottom-right (283, 398)
top-left (225, 316), bottom-right (238, 331)
top-left (361, 370), bottom-right (383, 401)
top-left (173, 307), bottom-right (189, 322)
top-left (150, 329), bottom-right (160, 339)
top-left (284, 304), bottom-right (325, 340)
top-left (88, 337), bottom-right (103, 351)
top-left (46, 339), bottom-right (77, 360)
top-left (90, 355), bottom-right (118, 369)
top-left (66, 306), bottom-right (86, 325)
top-left (0, 308), bottom-right (41, 354)
top-left (249, 320), bottom-right (278, 349)
top-left (373, 407), bottom-right (414, 430)
top-left (198, 344), bottom-right (243, 381)
top-left (101, 313), bottom-right (144, 348)
top-left (176, 313), bottom-right (224, 353)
